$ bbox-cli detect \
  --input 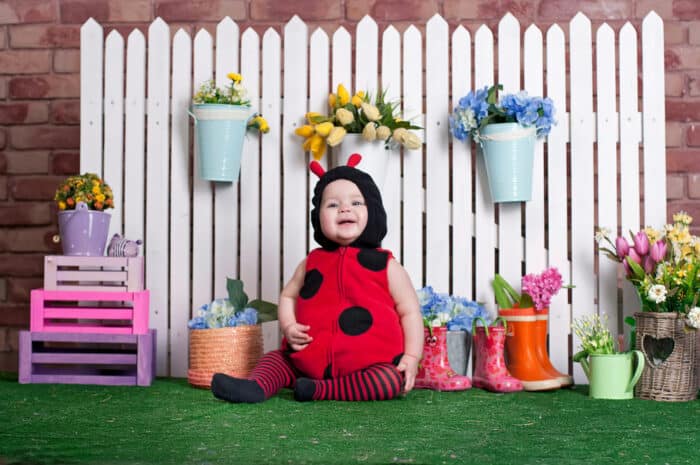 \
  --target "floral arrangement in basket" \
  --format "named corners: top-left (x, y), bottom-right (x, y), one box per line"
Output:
top-left (188, 278), bottom-right (277, 329)
top-left (492, 267), bottom-right (565, 311)
top-left (294, 84), bottom-right (422, 160)
top-left (54, 173), bottom-right (114, 211)
top-left (416, 286), bottom-right (490, 331)
top-left (193, 72), bottom-right (269, 133)
top-left (450, 84), bottom-right (555, 143)
top-left (595, 211), bottom-right (700, 330)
